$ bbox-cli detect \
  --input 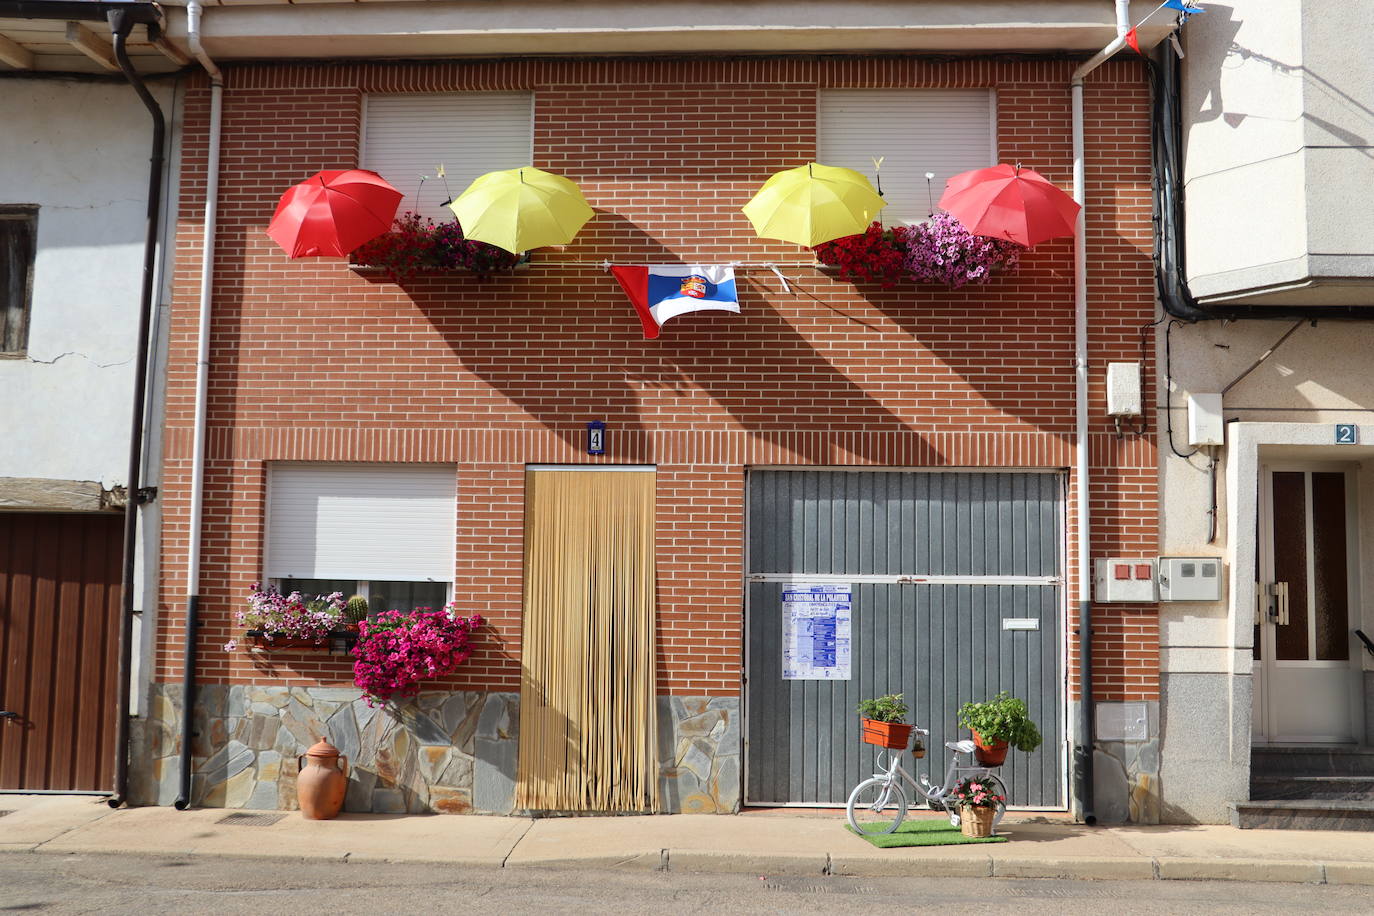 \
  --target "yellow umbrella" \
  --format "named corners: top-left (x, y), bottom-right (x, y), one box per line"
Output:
top-left (741, 162), bottom-right (887, 247)
top-left (447, 166), bottom-right (594, 253)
